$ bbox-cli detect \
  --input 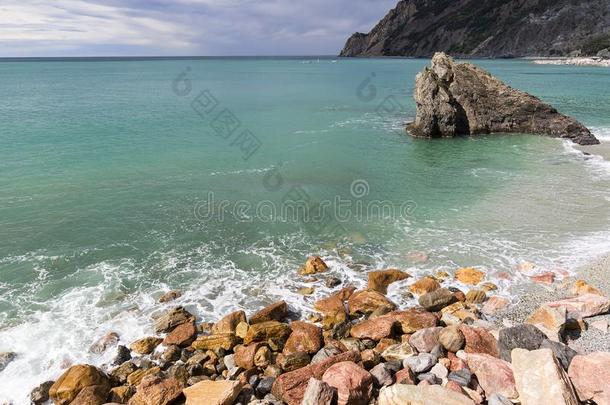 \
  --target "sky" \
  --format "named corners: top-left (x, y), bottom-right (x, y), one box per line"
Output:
top-left (0, 0), bottom-right (397, 57)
